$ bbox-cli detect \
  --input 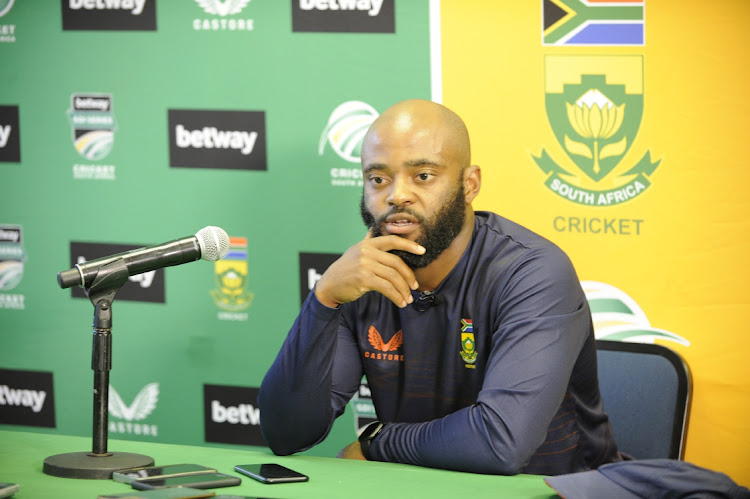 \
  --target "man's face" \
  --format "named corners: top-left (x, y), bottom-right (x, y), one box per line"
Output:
top-left (360, 179), bottom-right (466, 269)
